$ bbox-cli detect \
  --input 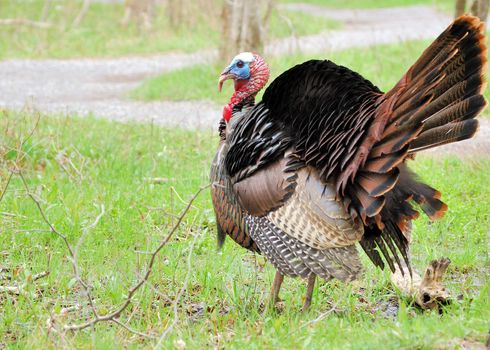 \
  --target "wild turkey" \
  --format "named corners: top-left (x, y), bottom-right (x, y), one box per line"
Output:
top-left (210, 16), bottom-right (487, 311)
